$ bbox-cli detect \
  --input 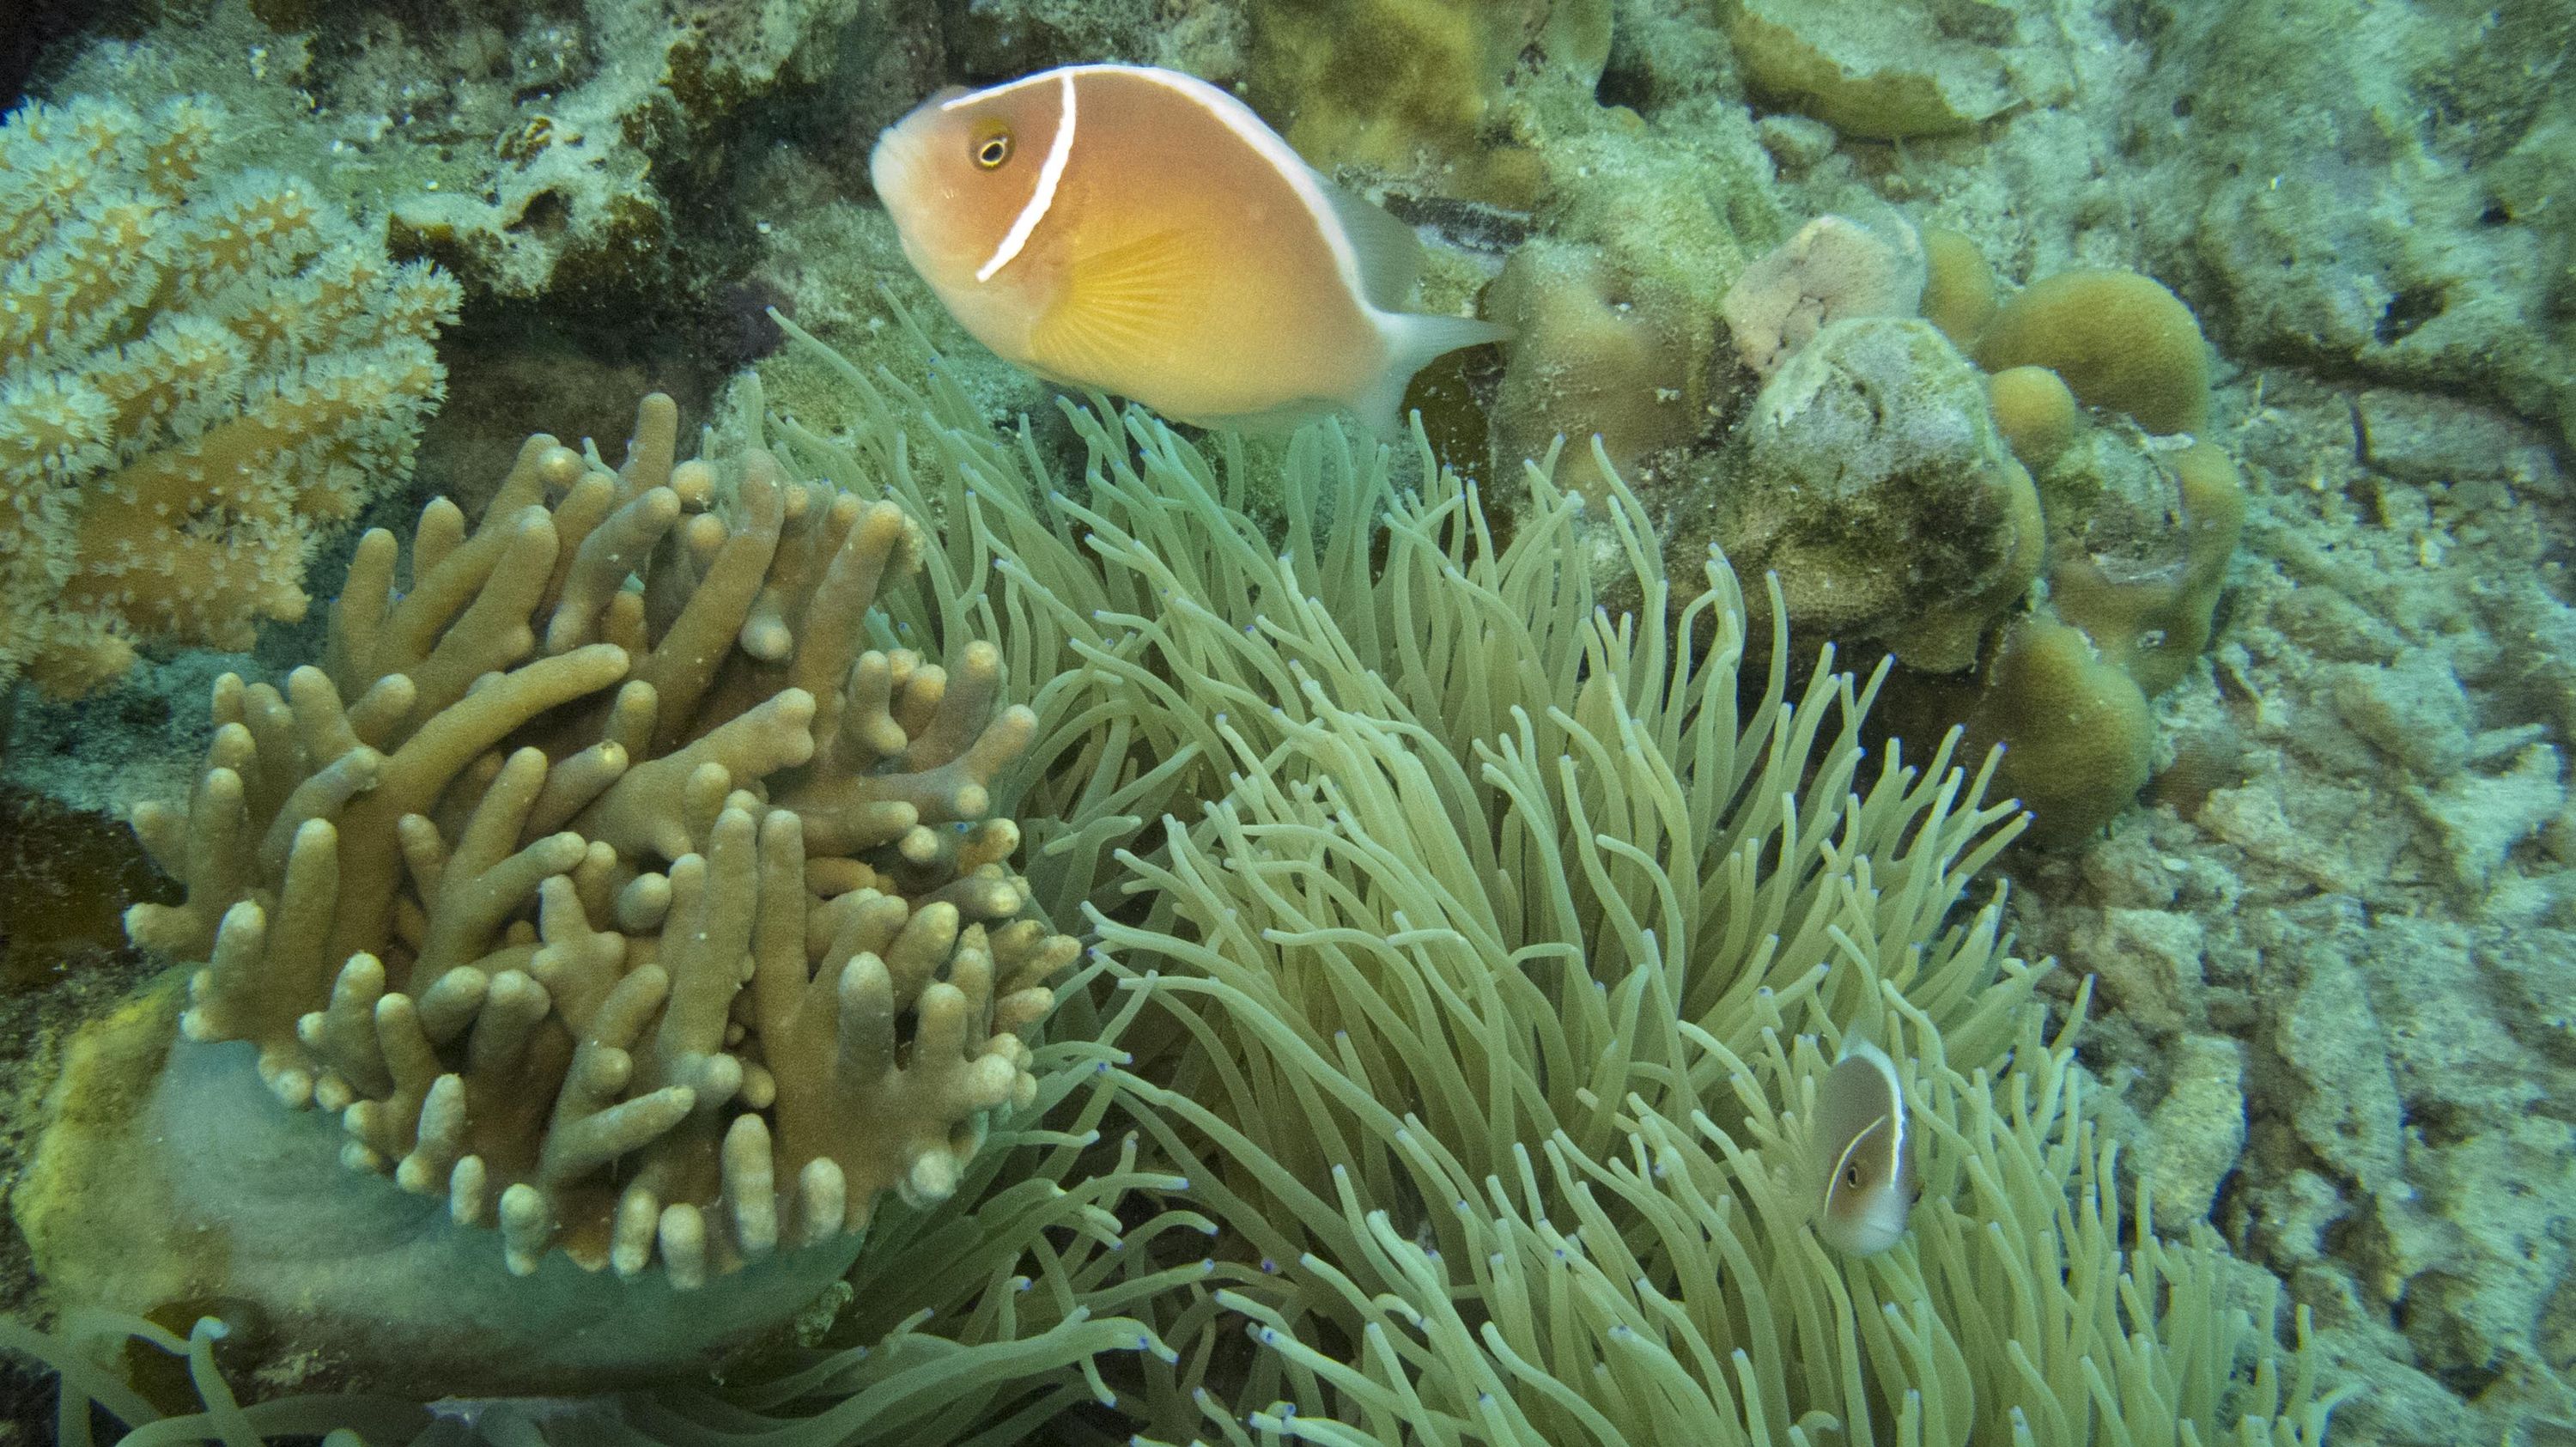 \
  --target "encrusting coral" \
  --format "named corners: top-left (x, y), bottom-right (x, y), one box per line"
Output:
top-left (1720, 210), bottom-right (1928, 379)
top-left (0, 94), bottom-right (459, 696)
top-left (16, 392), bottom-right (1078, 1393)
